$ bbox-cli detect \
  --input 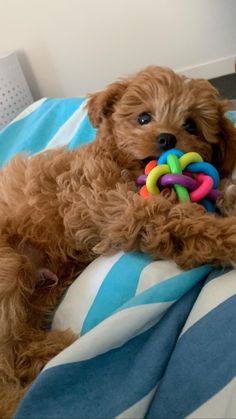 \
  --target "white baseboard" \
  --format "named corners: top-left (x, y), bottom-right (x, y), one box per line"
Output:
top-left (176, 55), bottom-right (236, 79)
